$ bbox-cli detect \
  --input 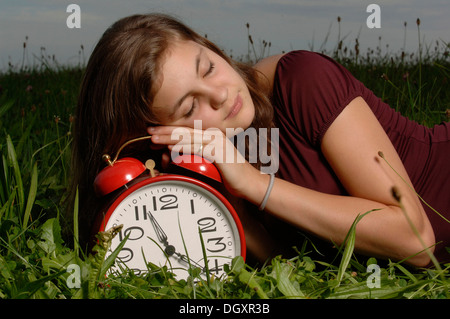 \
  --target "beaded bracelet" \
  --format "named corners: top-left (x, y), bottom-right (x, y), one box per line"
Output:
top-left (258, 173), bottom-right (275, 211)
